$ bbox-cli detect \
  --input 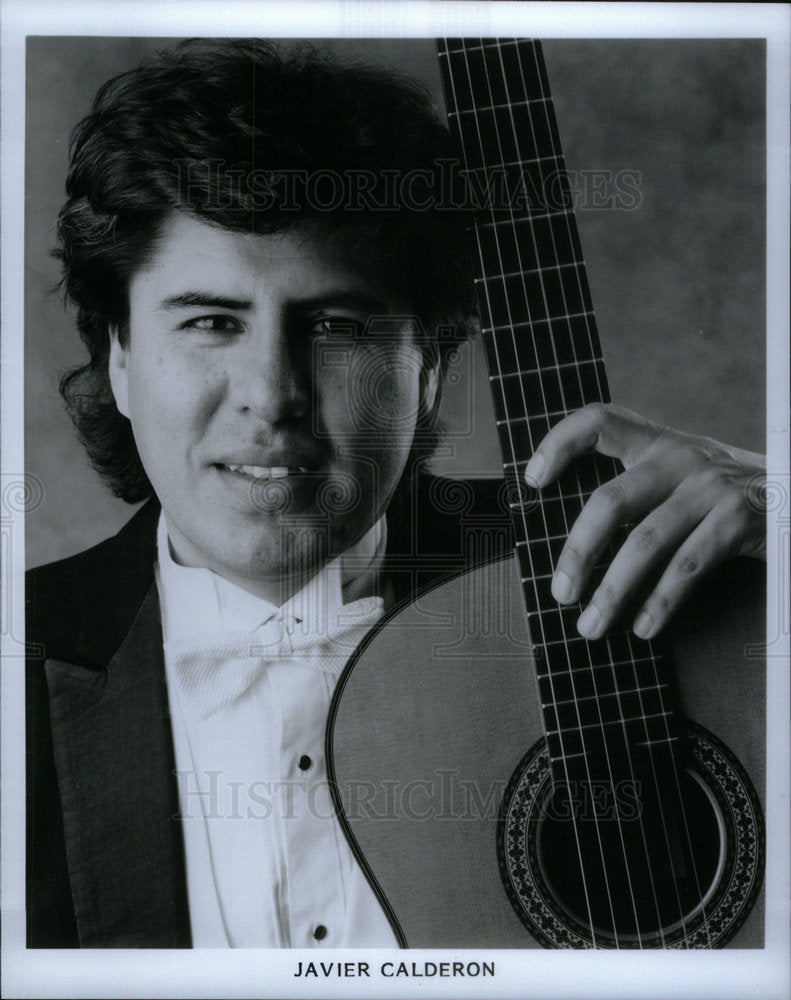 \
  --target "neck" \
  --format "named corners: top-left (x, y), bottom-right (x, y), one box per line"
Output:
top-left (162, 516), bottom-right (384, 607)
